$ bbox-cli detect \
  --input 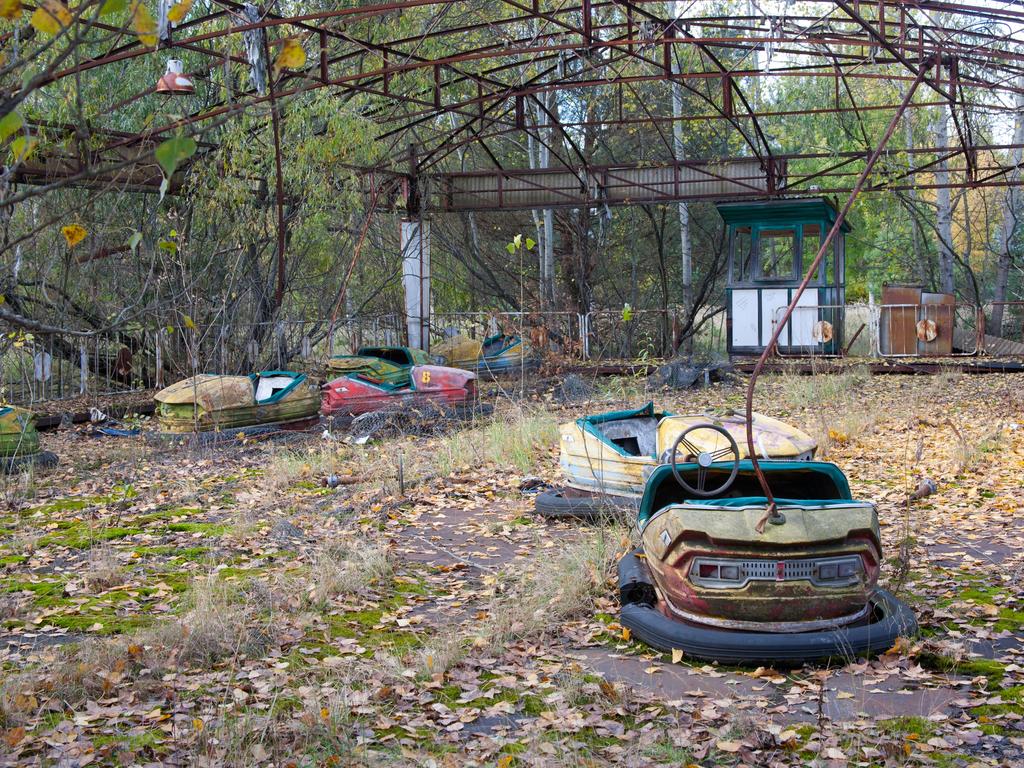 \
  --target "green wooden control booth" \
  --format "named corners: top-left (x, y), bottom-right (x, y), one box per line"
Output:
top-left (719, 198), bottom-right (848, 356)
